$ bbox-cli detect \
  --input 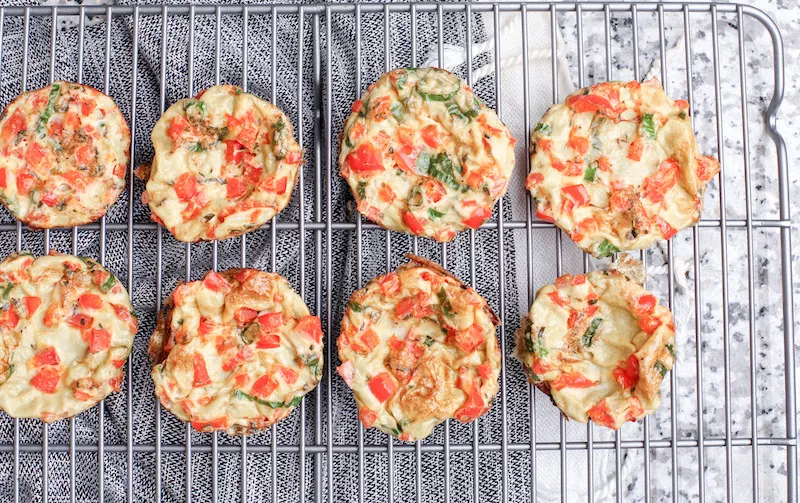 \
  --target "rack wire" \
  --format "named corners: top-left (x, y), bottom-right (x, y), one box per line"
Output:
top-left (0, 2), bottom-right (794, 502)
